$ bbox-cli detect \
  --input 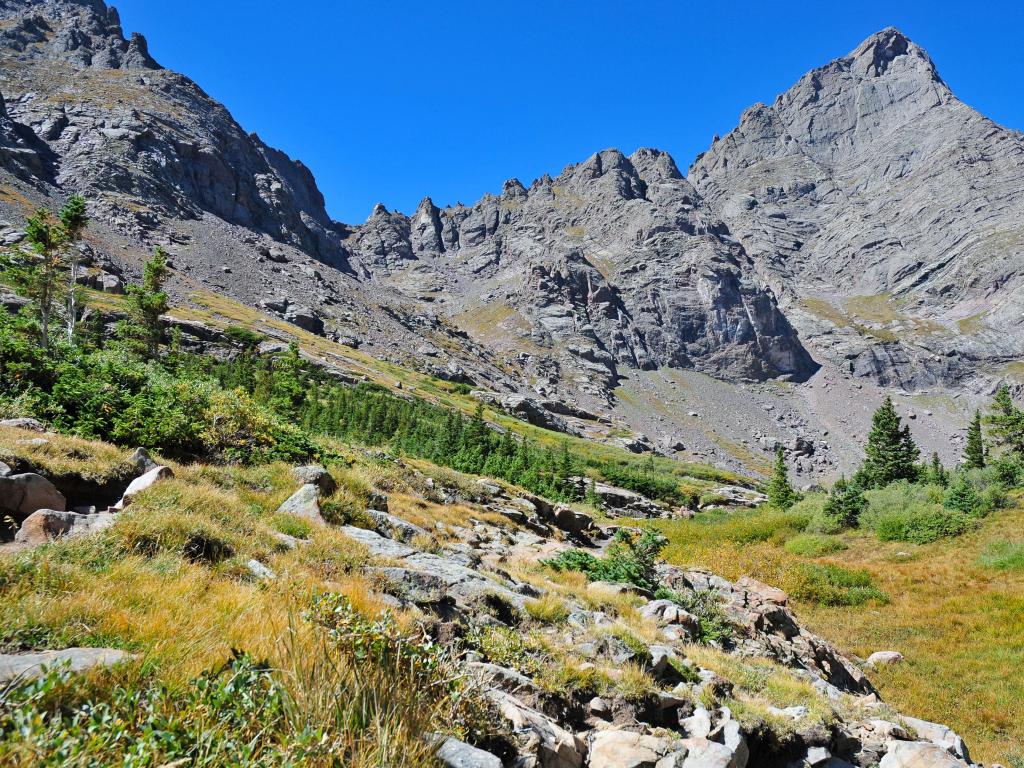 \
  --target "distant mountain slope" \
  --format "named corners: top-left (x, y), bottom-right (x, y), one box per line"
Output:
top-left (689, 28), bottom-right (1024, 390)
top-left (0, 1), bottom-right (1018, 478)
